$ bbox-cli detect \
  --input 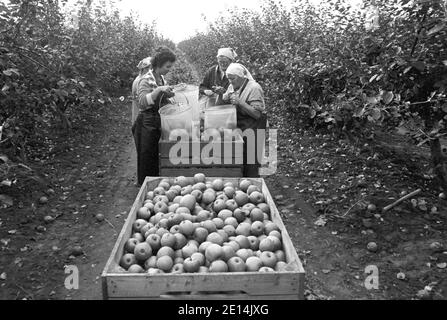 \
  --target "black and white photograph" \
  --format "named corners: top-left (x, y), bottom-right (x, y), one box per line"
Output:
top-left (0, 0), bottom-right (446, 304)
